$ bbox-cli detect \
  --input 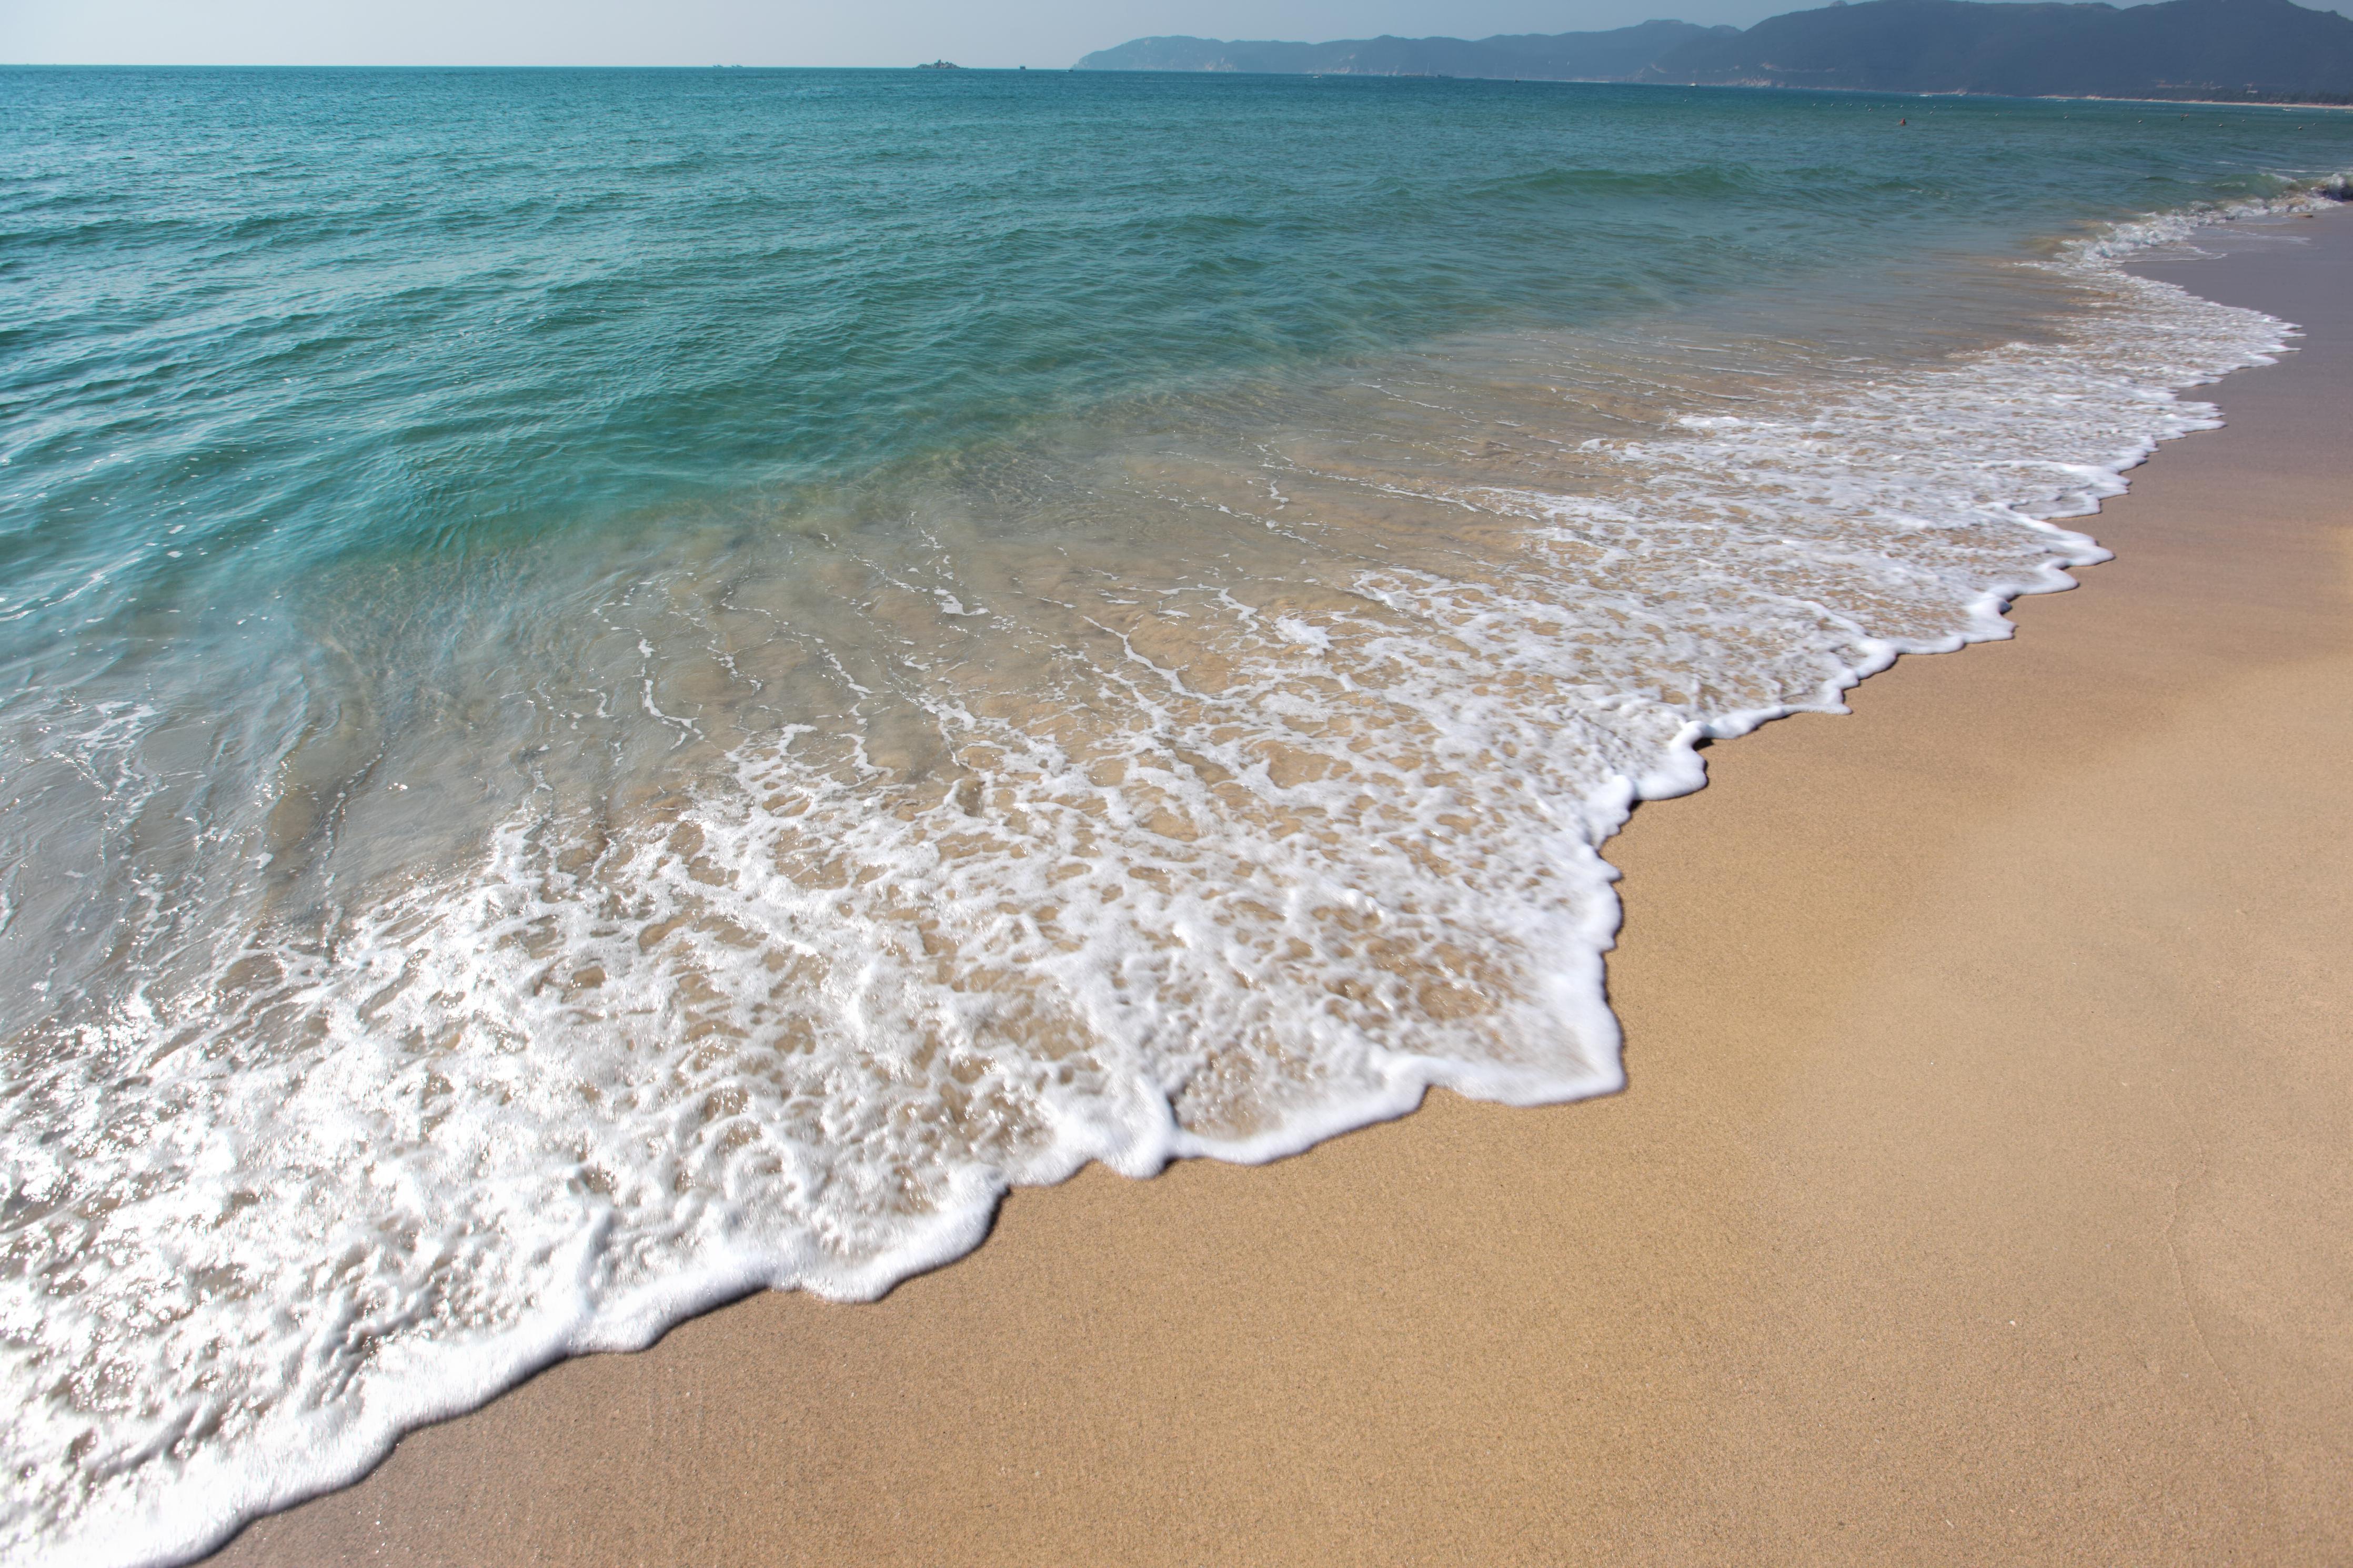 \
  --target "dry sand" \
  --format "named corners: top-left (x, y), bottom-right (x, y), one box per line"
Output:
top-left (215, 217), bottom-right (2352, 1567)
